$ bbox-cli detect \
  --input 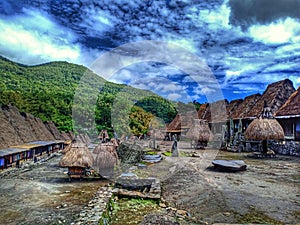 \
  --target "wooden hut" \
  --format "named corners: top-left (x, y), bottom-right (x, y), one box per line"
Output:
top-left (275, 87), bottom-right (300, 141)
top-left (186, 119), bottom-right (212, 148)
top-left (59, 141), bottom-right (94, 179)
top-left (245, 105), bottom-right (284, 154)
top-left (93, 142), bottom-right (118, 178)
top-left (166, 111), bottom-right (198, 140)
top-left (244, 79), bottom-right (295, 119)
